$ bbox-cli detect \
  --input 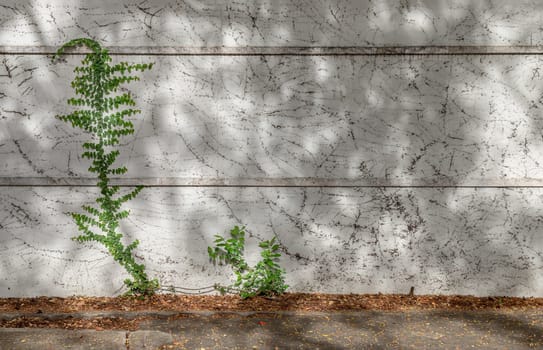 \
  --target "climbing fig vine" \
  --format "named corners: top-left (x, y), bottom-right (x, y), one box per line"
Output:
top-left (208, 226), bottom-right (288, 299)
top-left (53, 38), bottom-right (158, 296)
